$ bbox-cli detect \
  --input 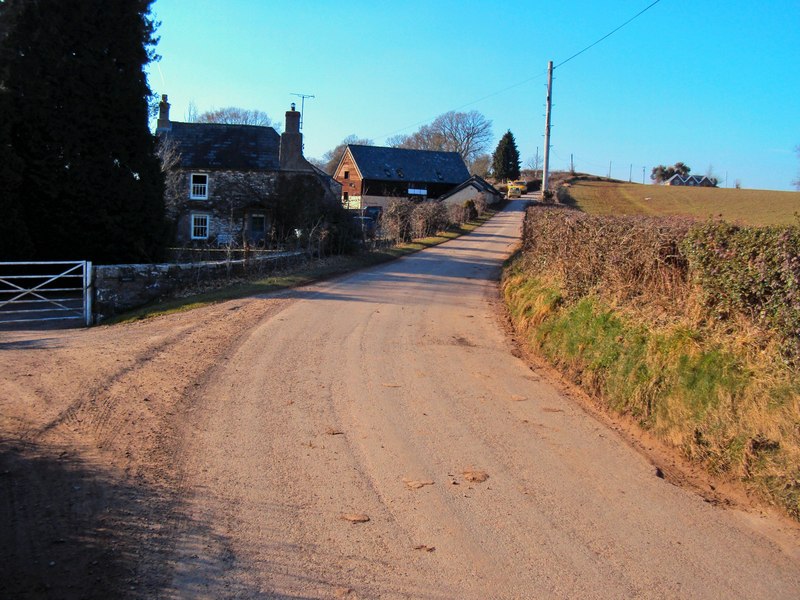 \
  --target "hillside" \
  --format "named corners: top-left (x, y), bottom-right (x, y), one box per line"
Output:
top-left (562, 177), bottom-right (800, 226)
